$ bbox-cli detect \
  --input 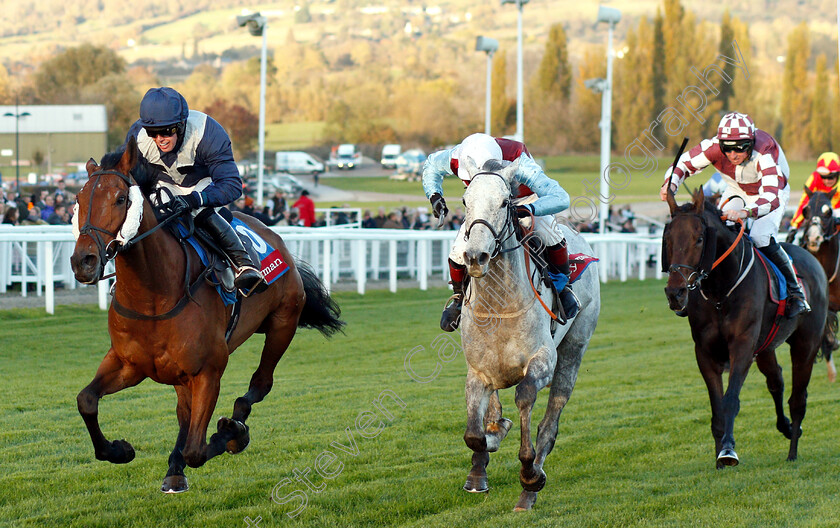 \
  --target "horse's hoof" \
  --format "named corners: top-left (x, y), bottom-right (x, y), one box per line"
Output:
top-left (161, 475), bottom-right (189, 493)
top-left (520, 468), bottom-right (546, 492)
top-left (464, 475), bottom-right (489, 493)
top-left (97, 439), bottom-right (135, 464)
top-left (217, 417), bottom-right (249, 454)
top-left (777, 417), bottom-right (793, 439)
top-left (717, 448), bottom-right (739, 467)
top-left (513, 490), bottom-right (538, 511)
